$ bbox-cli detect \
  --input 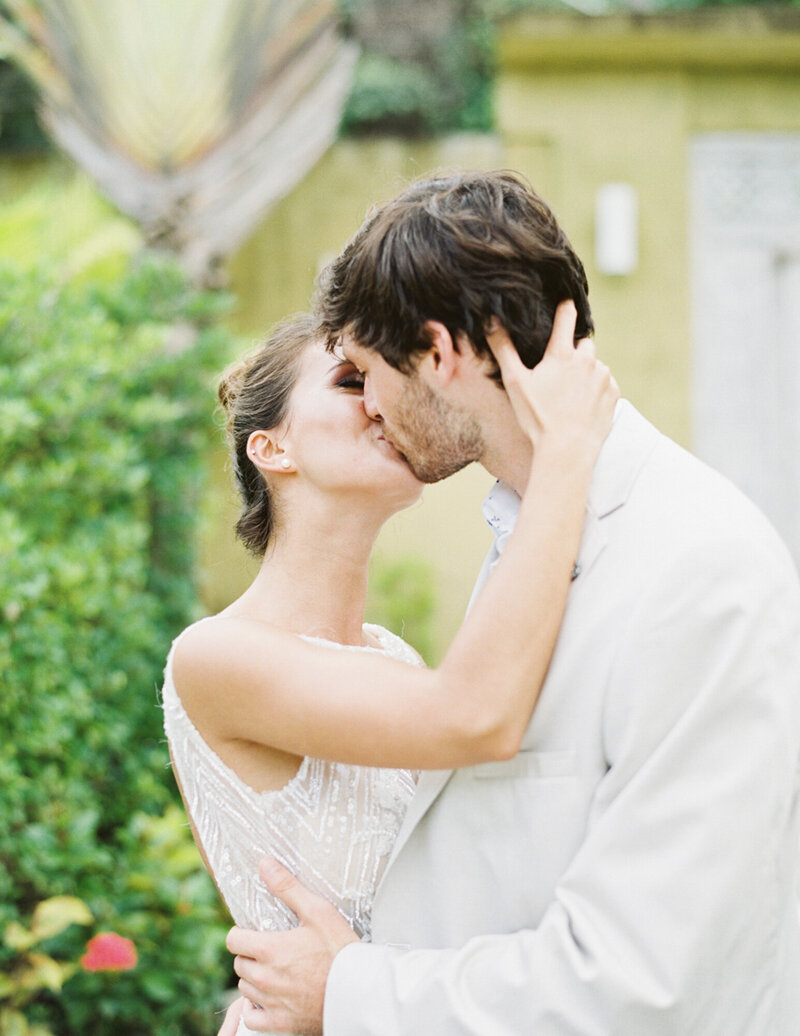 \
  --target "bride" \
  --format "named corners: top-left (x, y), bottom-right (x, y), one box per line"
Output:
top-left (161, 305), bottom-right (616, 1035)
